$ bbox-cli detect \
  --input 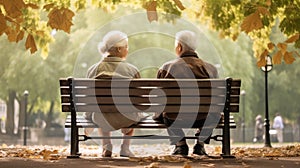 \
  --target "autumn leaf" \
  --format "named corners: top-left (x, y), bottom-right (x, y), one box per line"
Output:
top-left (256, 49), bottom-right (268, 67)
top-left (145, 1), bottom-right (158, 22)
top-left (266, 0), bottom-right (271, 6)
top-left (25, 34), bottom-right (37, 53)
top-left (277, 43), bottom-right (287, 55)
top-left (0, 13), bottom-right (7, 35)
top-left (283, 52), bottom-right (295, 64)
top-left (25, 3), bottom-right (39, 9)
top-left (1, 0), bottom-right (25, 18)
top-left (5, 27), bottom-right (18, 42)
top-left (267, 42), bottom-right (275, 50)
top-left (294, 51), bottom-right (300, 57)
top-left (285, 33), bottom-right (299, 43)
top-left (241, 12), bottom-right (263, 33)
top-left (16, 30), bottom-right (24, 42)
top-left (173, 0), bottom-right (185, 10)
top-left (273, 51), bottom-right (282, 65)
top-left (47, 7), bottom-right (75, 33)
top-left (183, 162), bottom-right (192, 168)
top-left (43, 3), bottom-right (55, 11)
